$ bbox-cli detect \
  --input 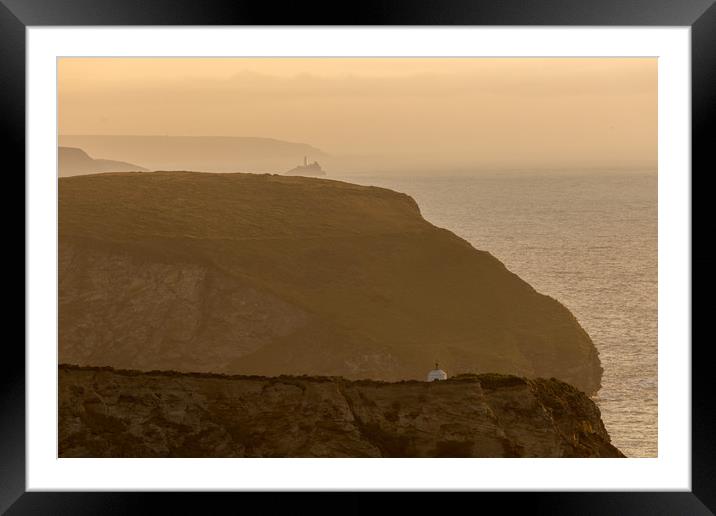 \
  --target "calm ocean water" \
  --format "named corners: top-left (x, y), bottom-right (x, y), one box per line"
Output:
top-left (339, 171), bottom-right (657, 458)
